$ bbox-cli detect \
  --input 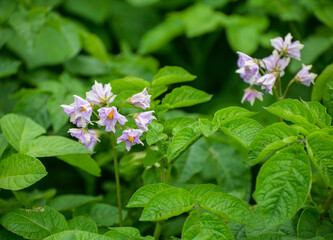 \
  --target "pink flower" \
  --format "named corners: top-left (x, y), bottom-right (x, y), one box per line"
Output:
top-left (241, 87), bottom-right (263, 106)
top-left (97, 107), bottom-right (127, 133)
top-left (294, 64), bottom-right (317, 86)
top-left (117, 129), bottom-right (144, 151)
top-left (68, 128), bottom-right (100, 151)
top-left (271, 33), bottom-right (304, 60)
top-left (86, 80), bottom-right (116, 106)
top-left (129, 88), bottom-right (151, 109)
top-left (261, 50), bottom-right (290, 73)
top-left (61, 95), bottom-right (92, 127)
top-left (257, 73), bottom-right (276, 95)
top-left (134, 111), bottom-right (156, 132)
top-left (235, 52), bottom-right (260, 84)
